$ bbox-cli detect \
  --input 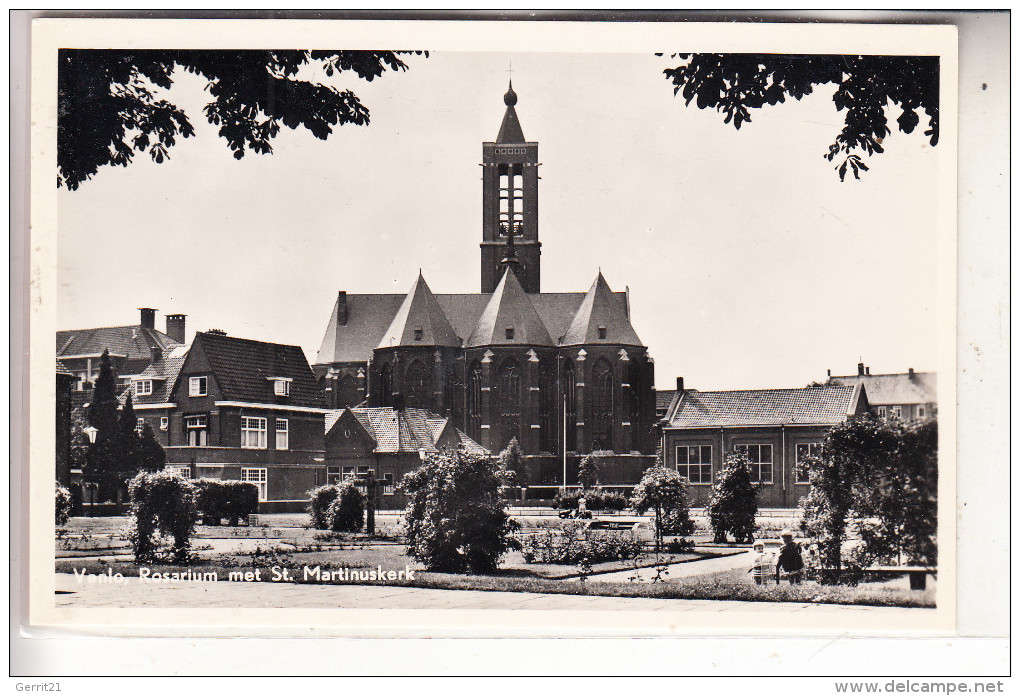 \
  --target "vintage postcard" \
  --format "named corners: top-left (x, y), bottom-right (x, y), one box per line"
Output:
top-left (26, 17), bottom-right (960, 639)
